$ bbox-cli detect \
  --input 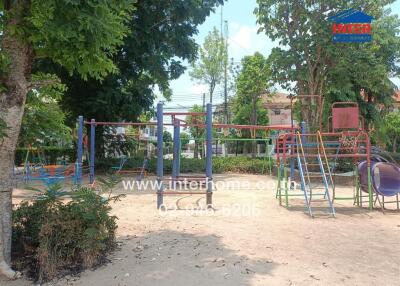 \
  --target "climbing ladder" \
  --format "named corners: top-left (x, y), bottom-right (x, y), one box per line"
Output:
top-left (296, 131), bottom-right (335, 217)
